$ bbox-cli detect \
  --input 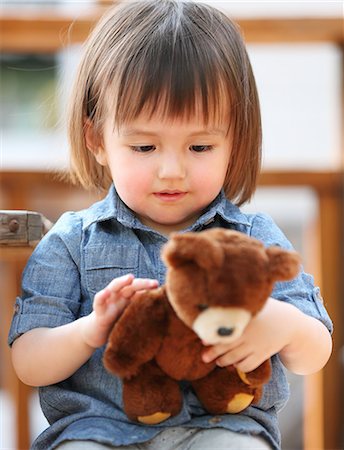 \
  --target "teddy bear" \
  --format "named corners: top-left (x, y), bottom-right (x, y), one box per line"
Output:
top-left (103, 228), bottom-right (300, 425)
